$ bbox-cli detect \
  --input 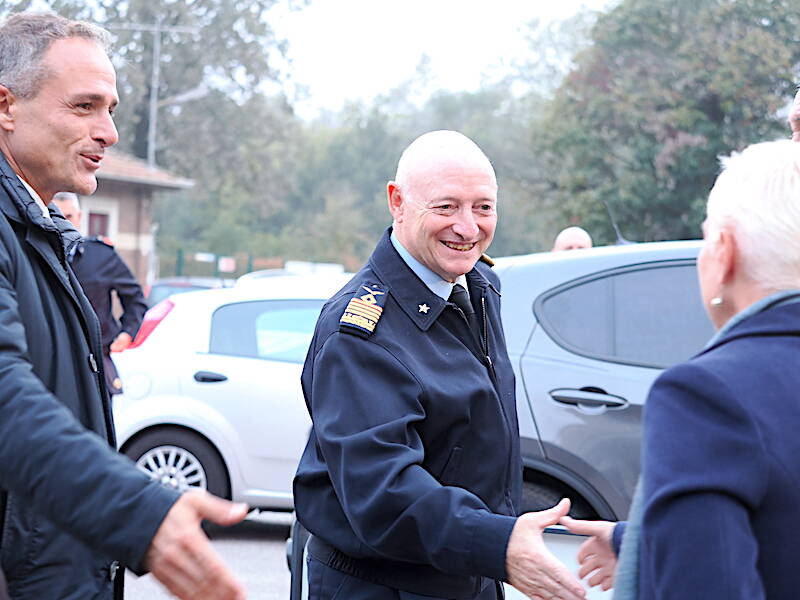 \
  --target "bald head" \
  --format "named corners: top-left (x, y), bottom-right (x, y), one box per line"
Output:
top-left (394, 130), bottom-right (497, 192)
top-left (52, 191), bottom-right (82, 228)
top-left (387, 130), bottom-right (498, 282)
top-left (552, 226), bottom-right (592, 252)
